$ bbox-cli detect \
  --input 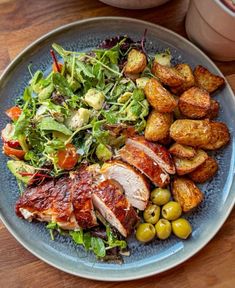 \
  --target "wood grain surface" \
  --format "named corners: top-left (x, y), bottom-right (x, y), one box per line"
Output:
top-left (0, 0), bottom-right (235, 287)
